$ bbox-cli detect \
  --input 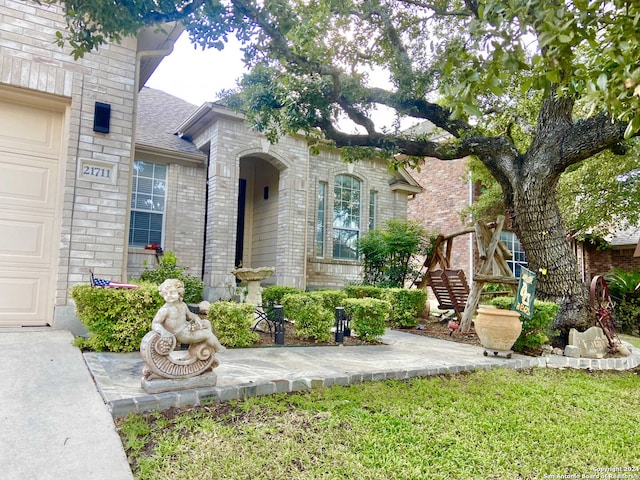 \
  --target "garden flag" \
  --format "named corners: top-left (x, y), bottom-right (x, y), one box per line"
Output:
top-left (514, 267), bottom-right (536, 319)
